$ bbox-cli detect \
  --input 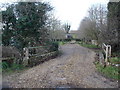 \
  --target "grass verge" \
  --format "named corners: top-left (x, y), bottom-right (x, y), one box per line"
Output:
top-left (78, 42), bottom-right (100, 49)
top-left (95, 62), bottom-right (120, 80)
top-left (109, 57), bottom-right (120, 64)
top-left (58, 41), bottom-right (67, 45)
